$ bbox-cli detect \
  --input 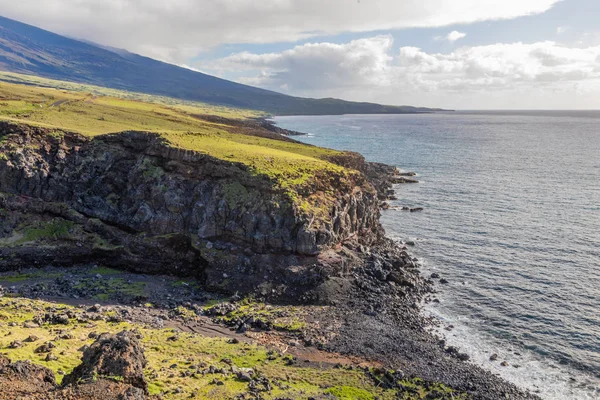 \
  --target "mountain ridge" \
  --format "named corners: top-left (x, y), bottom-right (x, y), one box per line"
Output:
top-left (0, 15), bottom-right (444, 115)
